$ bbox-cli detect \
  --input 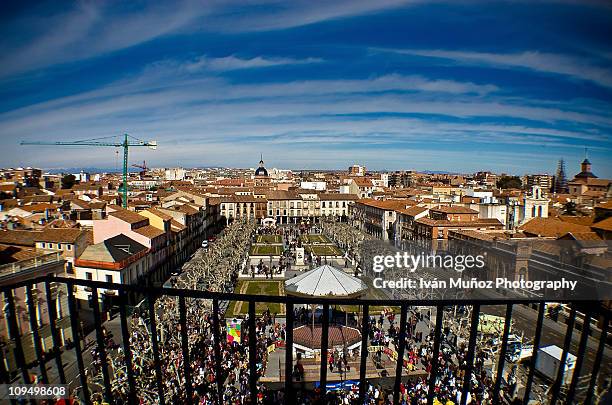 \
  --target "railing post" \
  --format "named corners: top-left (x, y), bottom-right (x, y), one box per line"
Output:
top-left (359, 304), bottom-right (370, 403)
top-left (523, 302), bottom-right (545, 403)
top-left (566, 307), bottom-right (592, 403)
top-left (550, 305), bottom-right (576, 404)
top-left (284, 302), bottom-right (294, 400)
top-left (212, 298), bottom-right (224, 402)
top-left (91, 287), bottom-right (113, 404)
top-left (118, 289), bottom-right (137, 404)
top-left (44, 277), bottom-right (65, 384)
top-left (26, 285), bottom-right (48, 384)
top-left (426, 305), bottom-right (444, 405)
top-left (67, 281), bottom-right (90, 405)
top-left (460, 303), bottom-right (480, 405)
top-left (492, 304), bottom-right (513, 405)
top-left (393, 304), bottom-right (408, 404)
top-left (147, 293), bottom-right (165, 405)
top-left (585, 308), bottom-right (608, 405)
top-left (319, 303), bottom-right (330, 398)
top-left (248, 300), bottom-right (258, 404)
